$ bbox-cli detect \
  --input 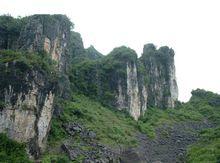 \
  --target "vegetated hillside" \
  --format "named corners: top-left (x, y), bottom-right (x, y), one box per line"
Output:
top-left (1, 87), bottom-right (219, 162)
top-left (0, 50), bottom-right (219, 162)
top-left (0, 14), bottom-right (219, 163)
top-left (40, 89), bottom-right (220, 162)
top-left (186, 89), bottom-right (220, 163)
top-left (0, 133), bottom-right (31, 162)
